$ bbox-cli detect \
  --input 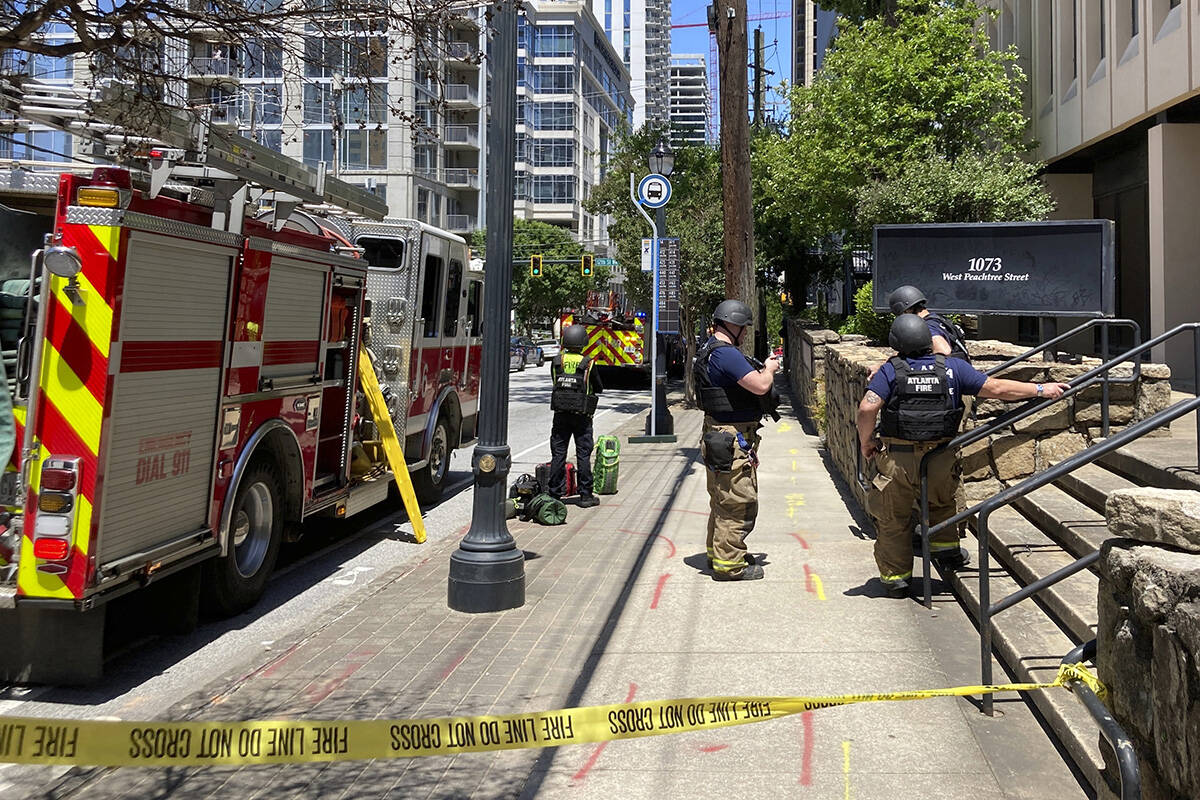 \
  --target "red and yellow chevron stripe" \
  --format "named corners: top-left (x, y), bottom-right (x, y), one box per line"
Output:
top-left (581, 325), bottom-right (642, 367)
top-left (17, 222), bottom-right (120, 600)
